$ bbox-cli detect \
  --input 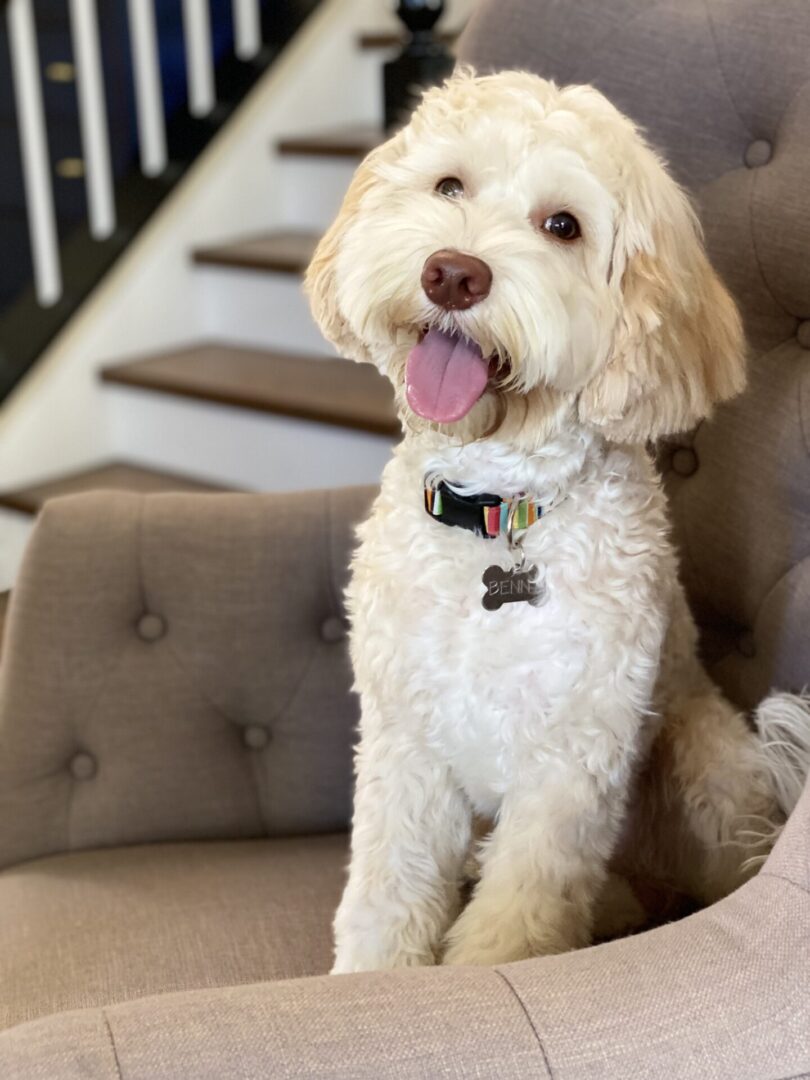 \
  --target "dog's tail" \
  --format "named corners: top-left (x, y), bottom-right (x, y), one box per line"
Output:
top-left (754, 691), bottom-right (810, 818)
